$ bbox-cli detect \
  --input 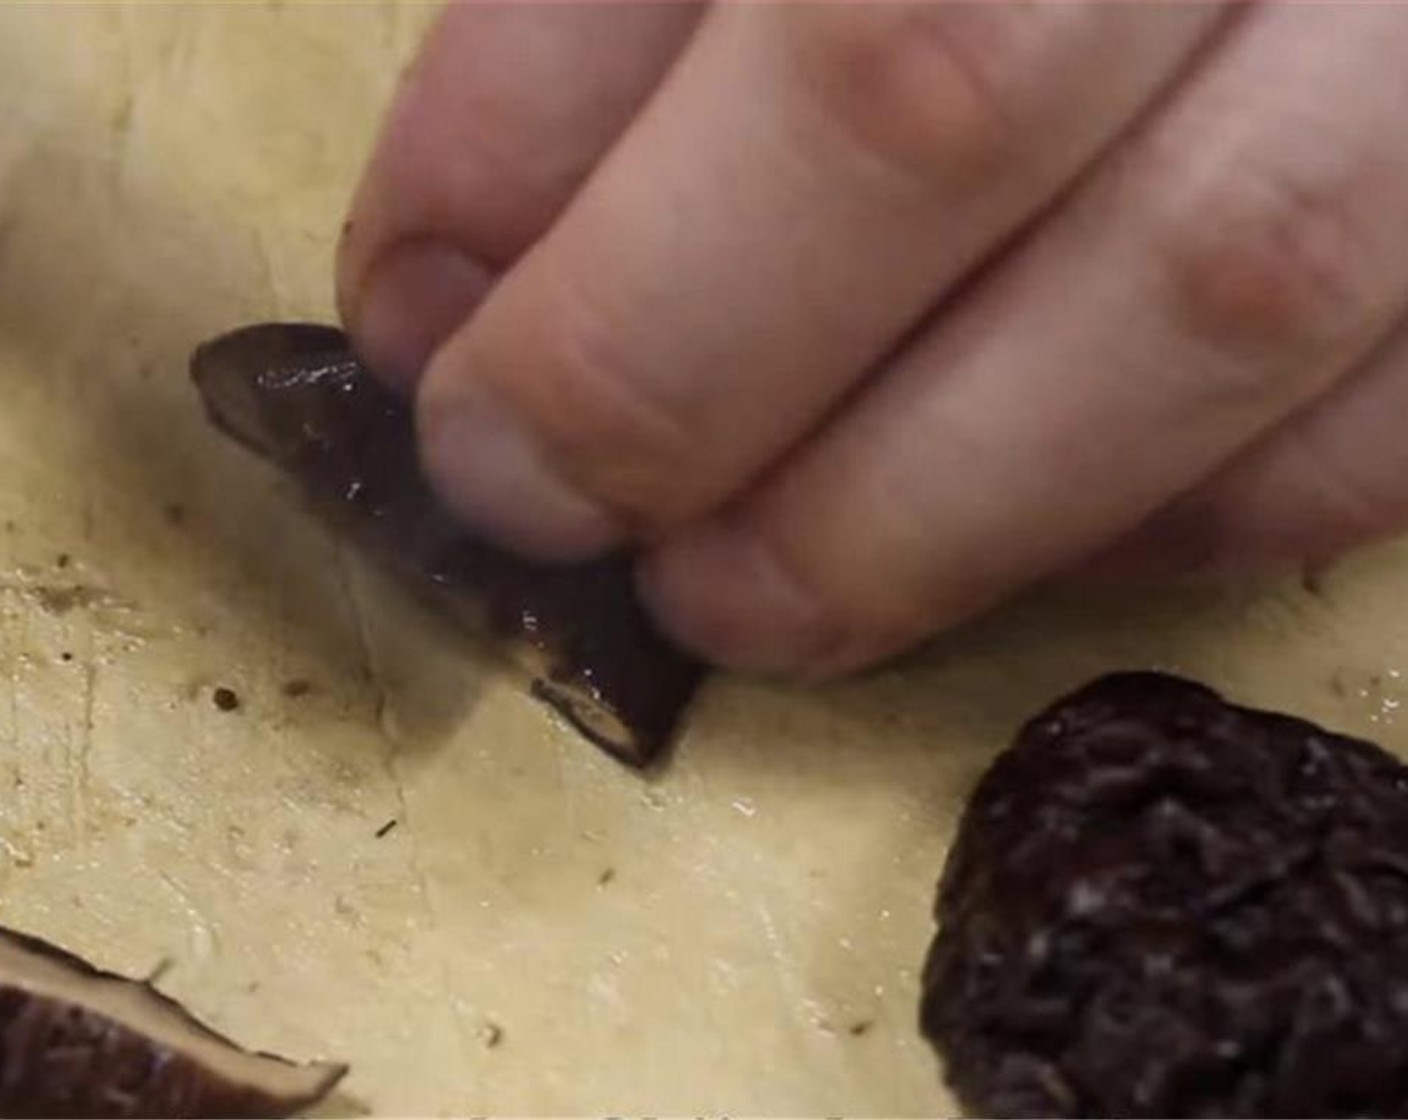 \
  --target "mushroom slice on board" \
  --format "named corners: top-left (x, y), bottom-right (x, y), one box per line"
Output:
top-left (0, 926), bottom-right (345, 1117)
top-left (190, 322), bottom-right (703, 767)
